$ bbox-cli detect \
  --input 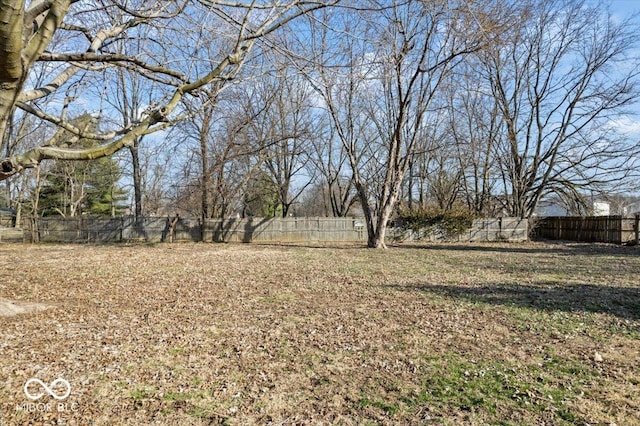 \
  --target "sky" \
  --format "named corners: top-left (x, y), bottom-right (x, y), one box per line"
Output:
top-left (609, 0), bottom-right (640, 15)
top-left (605, 1), bottom-right (640, 137)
